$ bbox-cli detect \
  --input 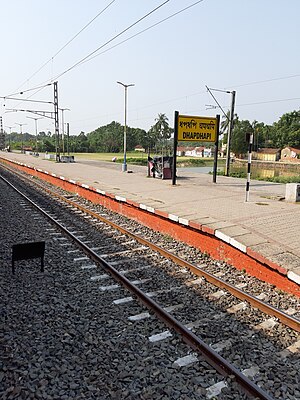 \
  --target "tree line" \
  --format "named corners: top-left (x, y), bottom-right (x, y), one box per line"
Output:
top-left (5, 113), bottom-right (172, 154)
top-left (222, 110), bottom-right (300, 156)
top-left (4, 110), bottom-right (300, 156)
